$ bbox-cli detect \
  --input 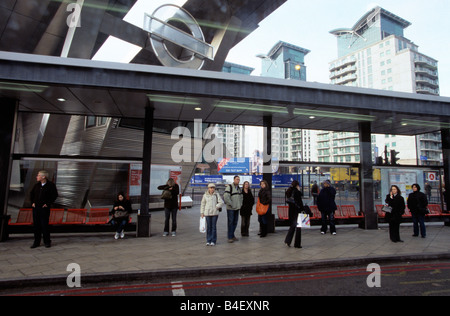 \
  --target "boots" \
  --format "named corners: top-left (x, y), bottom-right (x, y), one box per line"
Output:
top-left (260, 223), bottom-right (267, 238)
